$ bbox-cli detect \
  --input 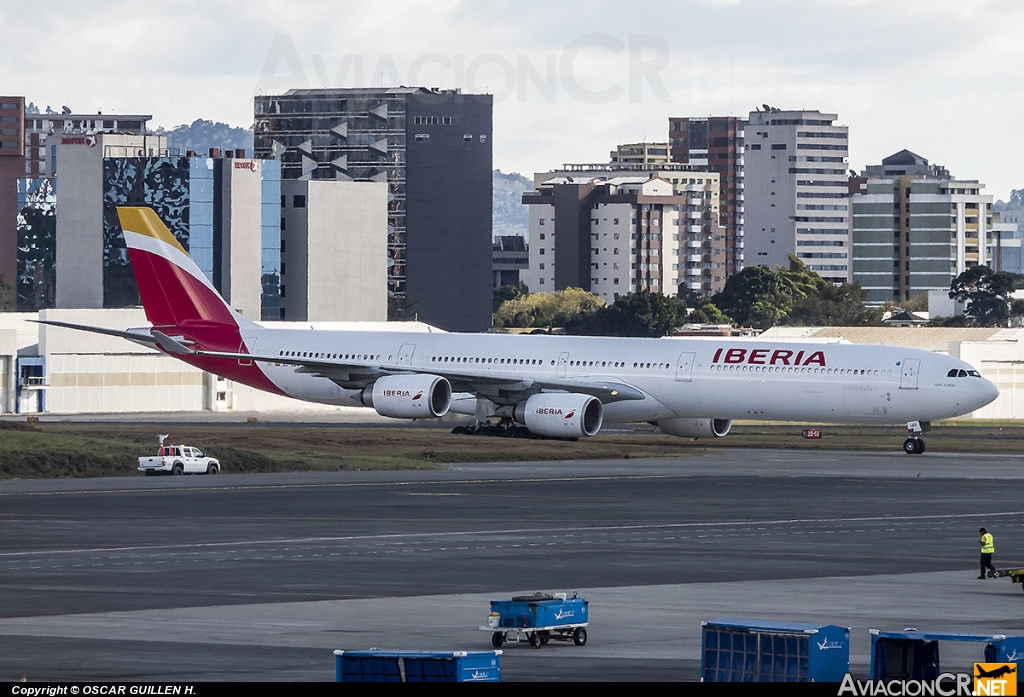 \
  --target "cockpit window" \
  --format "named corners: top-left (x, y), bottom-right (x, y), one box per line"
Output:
top-left (949, 368), bottom-right (982, 378)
